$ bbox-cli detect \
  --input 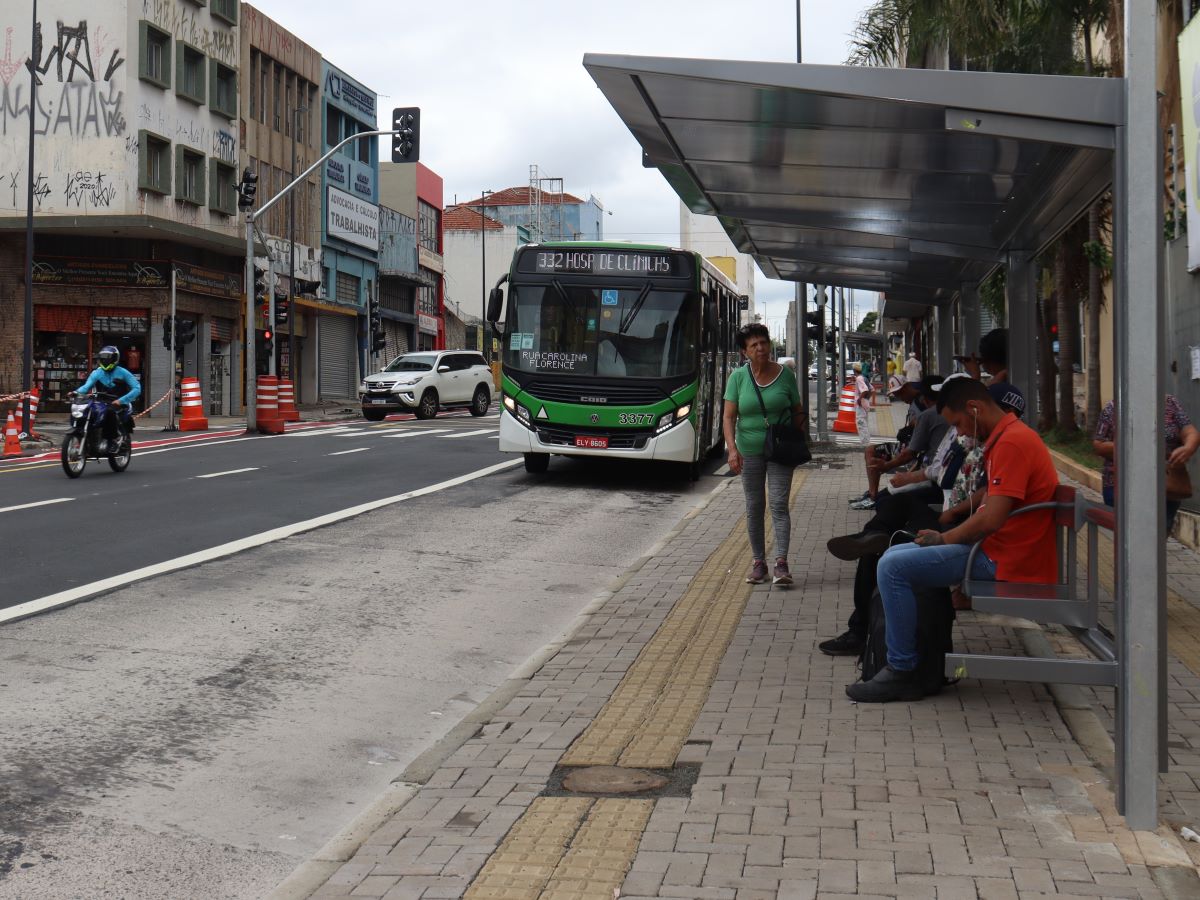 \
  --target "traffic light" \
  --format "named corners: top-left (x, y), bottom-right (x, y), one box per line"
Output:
top-left (391, 107), bottom-right (420, 163)
top-left (263, 328), bottom-right (274, 356)
top-left (162, 314), bottom-right (174, 349)
top-left (177, 319), bottom-right (196, 346)
top-left (368, 295), bottom-right (385, 354)
top-left (237, 167), bottom-right (258, 211)
top-left (275, 289), bottom-right (289, 324)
